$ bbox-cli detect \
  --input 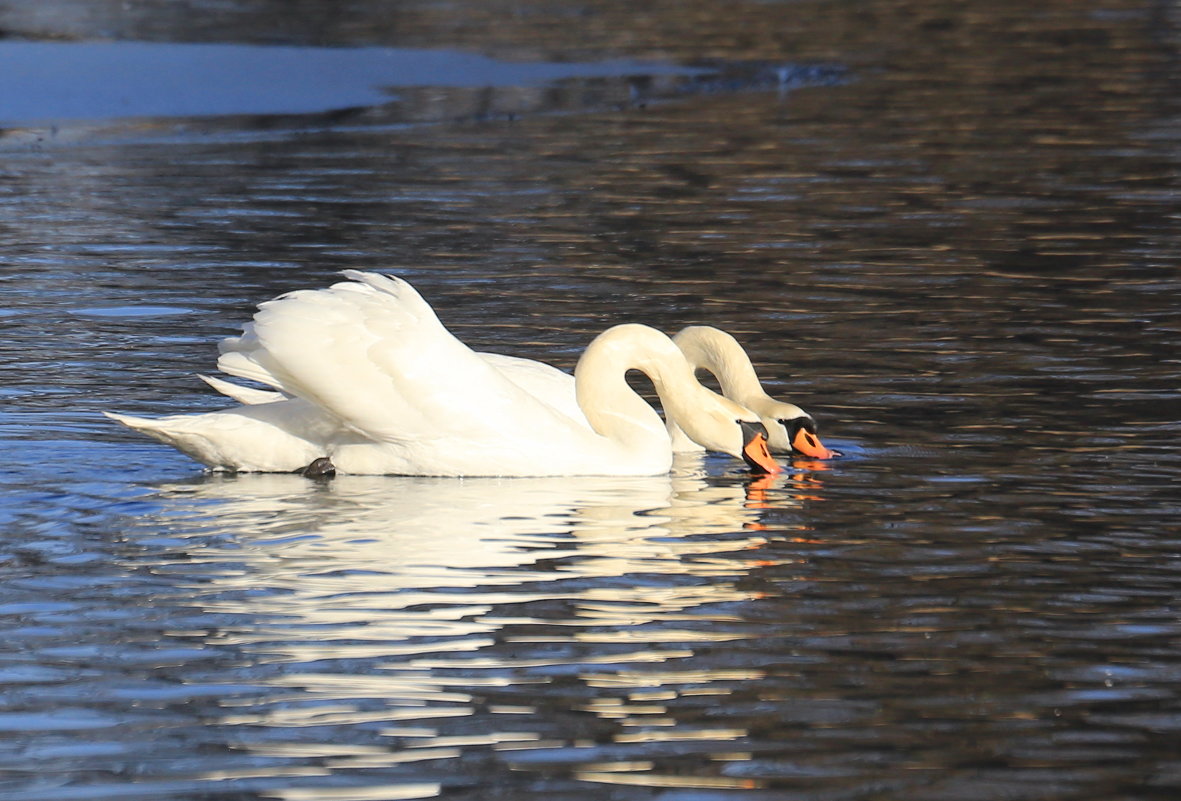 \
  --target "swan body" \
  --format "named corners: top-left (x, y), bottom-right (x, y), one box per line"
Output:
top-left (201, 352), bottom-right (587, 424)
top-left (669, 325), bottom-right (836, 459)
top-left (107, 272), bottom-right (780, 477)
